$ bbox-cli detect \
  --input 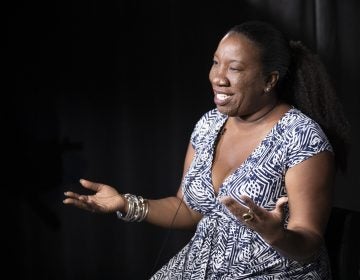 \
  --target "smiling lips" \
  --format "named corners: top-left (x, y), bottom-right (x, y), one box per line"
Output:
top-left (214, 92), bottom-right (231, 106)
